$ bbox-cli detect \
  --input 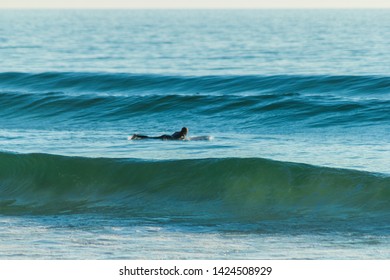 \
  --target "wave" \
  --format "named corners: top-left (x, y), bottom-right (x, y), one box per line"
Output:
top-left (1, 152), bottom-right (389, 222)
top-left (1, 72), bottom-right (390, 95)
top-left (1, 73), bottom-right (389, 128)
